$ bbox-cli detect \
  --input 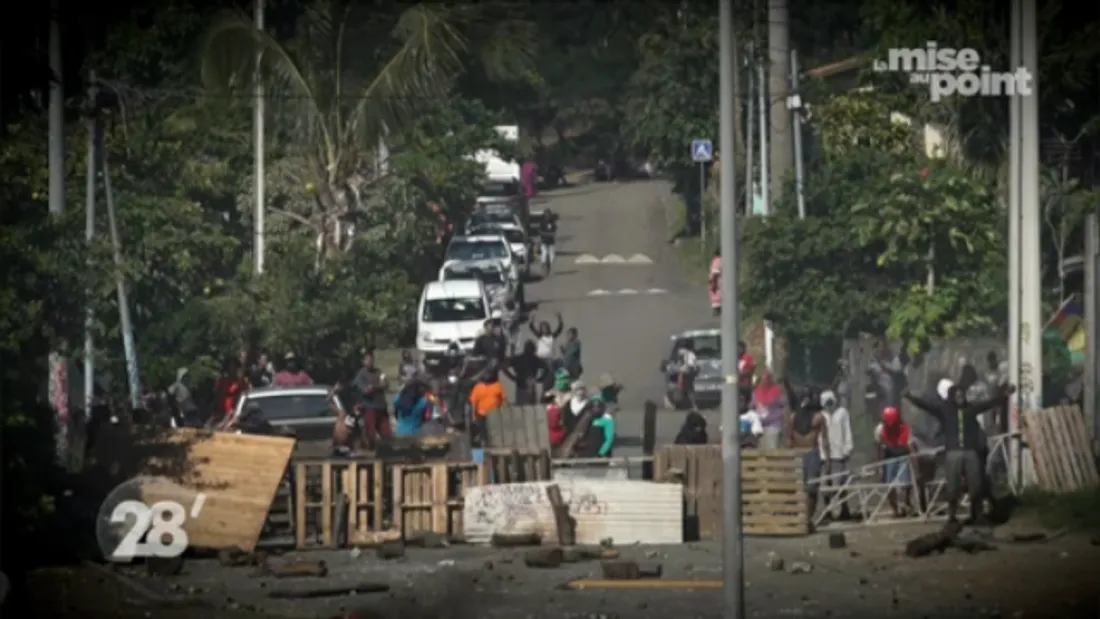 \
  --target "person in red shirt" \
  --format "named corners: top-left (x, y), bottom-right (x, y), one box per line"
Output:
top-left (274, 352), bottom-right (314, 387)
top-left (545, 391), bottom-right (566, 447)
